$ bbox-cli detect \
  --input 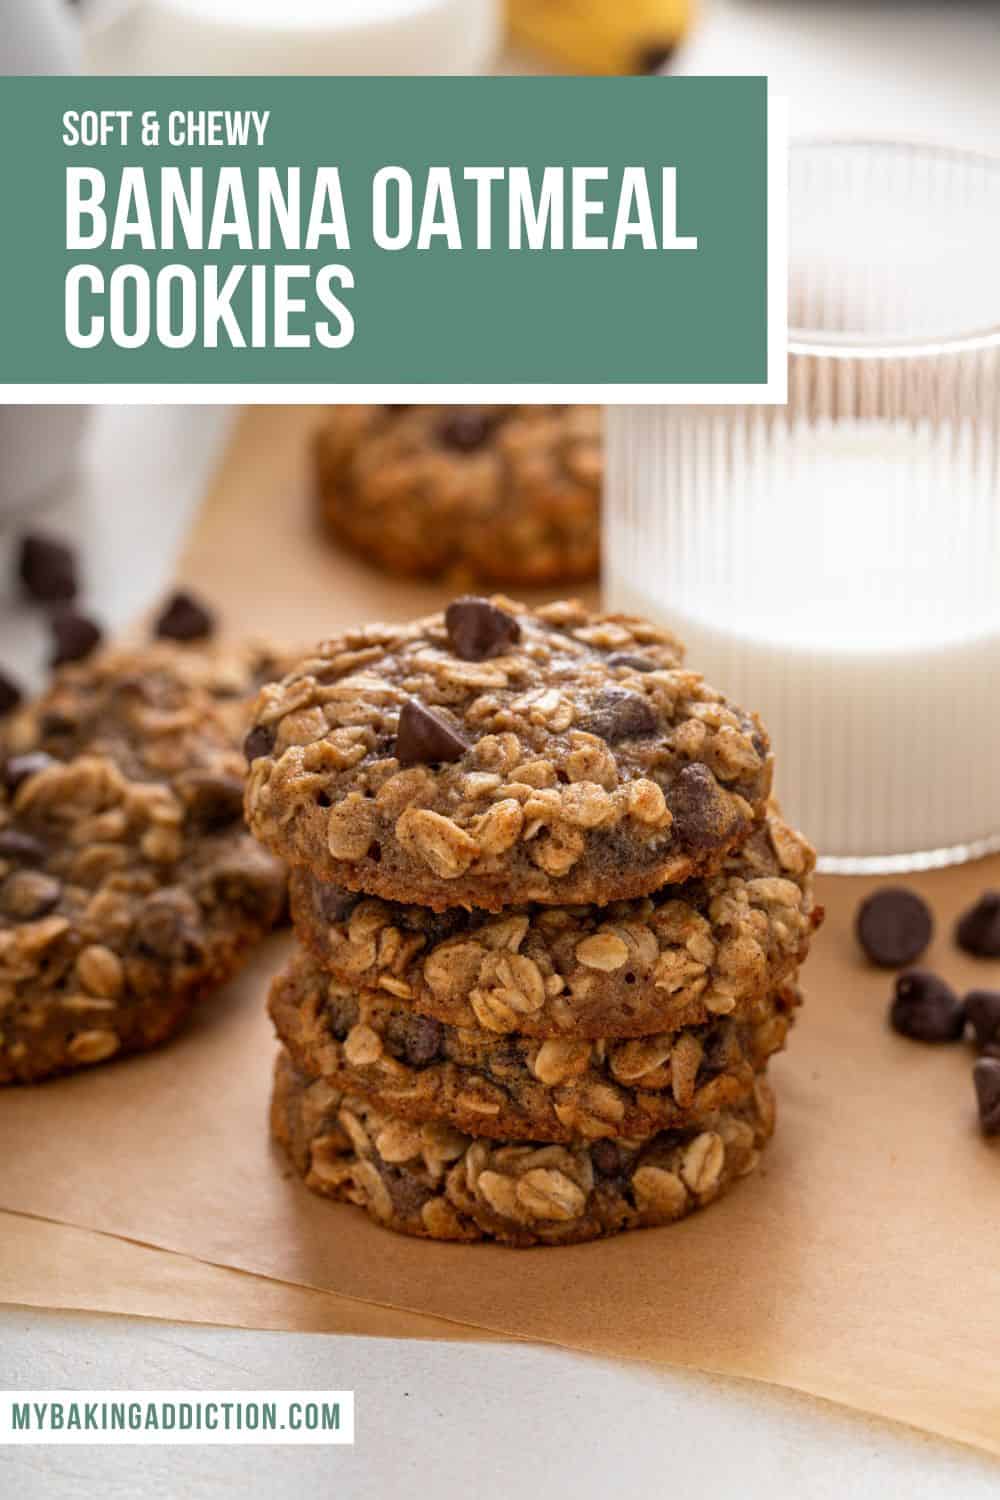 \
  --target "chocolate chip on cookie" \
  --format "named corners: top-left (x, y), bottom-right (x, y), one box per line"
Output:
top-left (18, 531), bottom-right (78, 603)
top-left (667, 764), bottom-right (733, 851)
top-left (445, 597), bottom-right (521, 661)
top-left (973, 1057), bottom-right (1000, 1135)
top-left (583, 688), bottom-right (657, 743)
top-left (956, 893), bottom-right (1000, 958)
top-left (605, 653), bottom-right (655, 672)
top-left (243, 723), bottom-right (276, 763)
top-left (889, 971), bottom-right (965, 1043)
top-left (395, 699), bottom-right (468, 767)
top-left (856, 887), bottom-right (933, 968)
top-left (155, 589), bottom-right (216, 642)
top-left (438, 408), bottom-right (491, 452)
top-left (0, 830), bottom-right (45, 864)
top-left (49, 608), bottom-right (102, 667)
